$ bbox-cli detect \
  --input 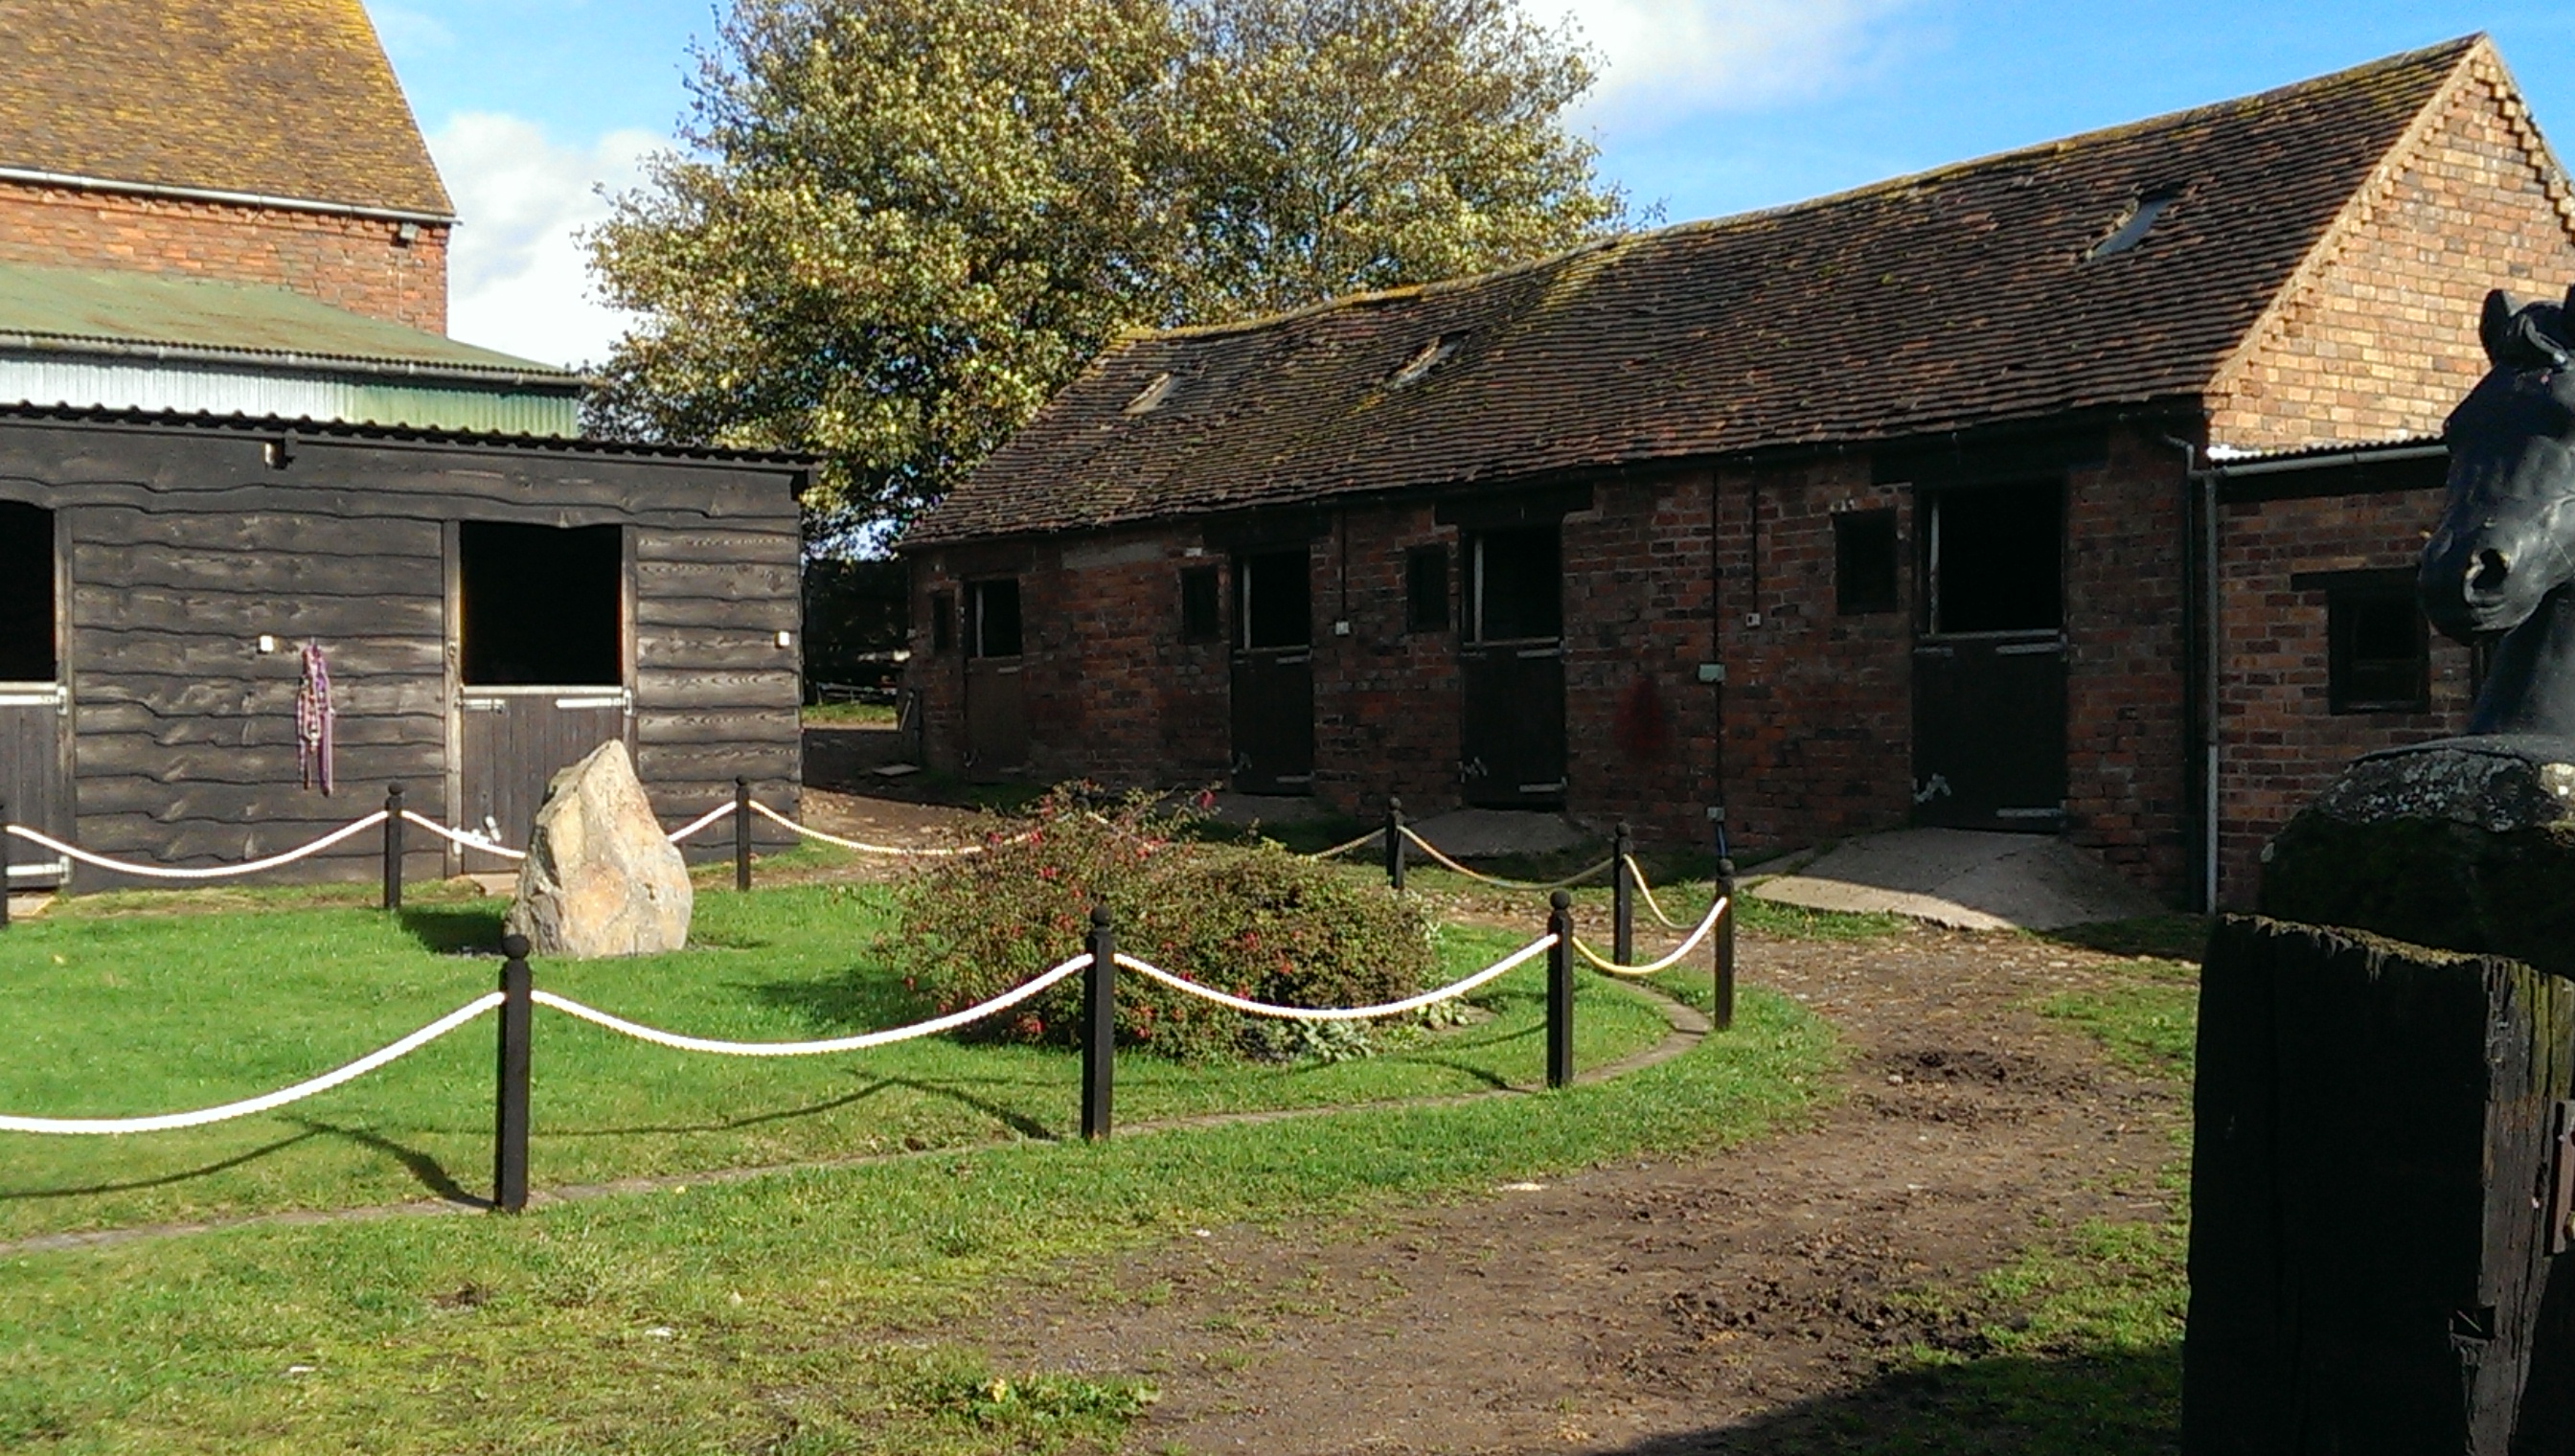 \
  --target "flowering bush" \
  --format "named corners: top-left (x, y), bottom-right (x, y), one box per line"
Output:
top-left (890, 785), bottom-right (1436, 1061)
